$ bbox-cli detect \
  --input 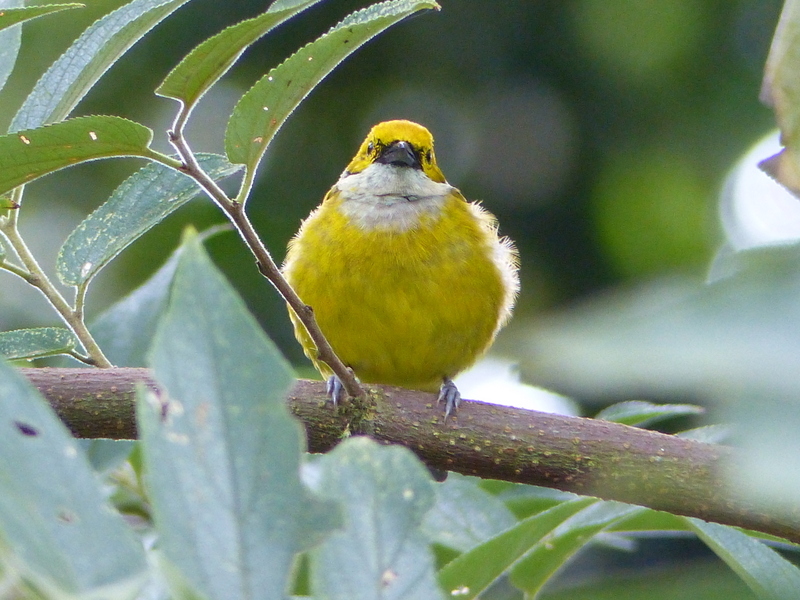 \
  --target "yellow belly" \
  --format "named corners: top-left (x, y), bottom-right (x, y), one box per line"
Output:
top-left (283, 192), bottom-right (507, 392)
